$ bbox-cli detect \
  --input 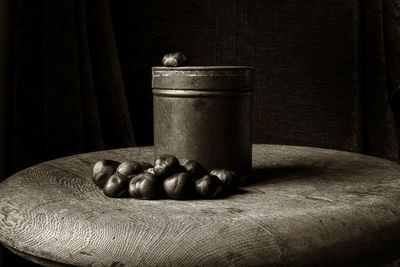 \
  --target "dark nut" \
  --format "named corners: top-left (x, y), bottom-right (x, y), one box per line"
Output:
top-left (92, 159), bottom-right (119, 188)
top-left (163, 172), bottom-right (194, 200)
top-left (181, 159), bottom-right (207, 180)
top-left (210, 169), bottom-right (239, 191)
top-left (162, 52), bottom-right (187, 67)
top-left (194, 175), bottom-right (223, 199)
top-left (103, 173), bottom-right (130, 197)
top-left (154, 154), bottom-right (180, 178)
top-left (139, 161), bottom-right (154, 172)
top-left (129, 173), bottom-right (163, 200)
top-left (116, 161), bottom-right (142, 176)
